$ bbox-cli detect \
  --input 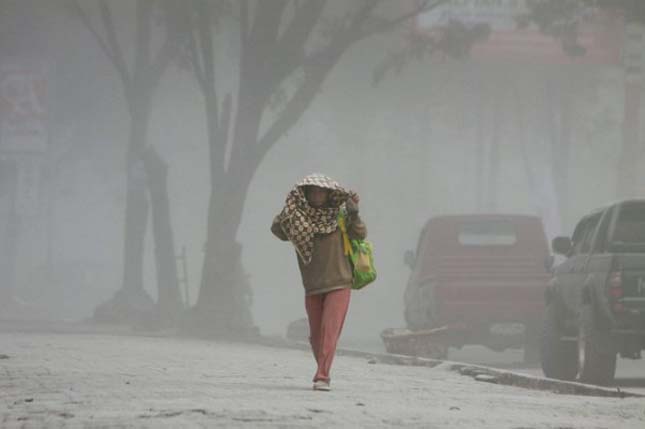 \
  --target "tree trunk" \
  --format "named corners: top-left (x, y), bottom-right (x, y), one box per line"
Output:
top-left (121, 156), bottom-right (149, 294)
top-left (94, 104), bottom-right (154, 323)
top-left (0, 160), bottom-right (19, 310)
top-left (184, 82), bottom-right (267, 337)
top-left (186, 169), bottom-right (257, 338)
top-left (144, 145), bottom-right (183, 325)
